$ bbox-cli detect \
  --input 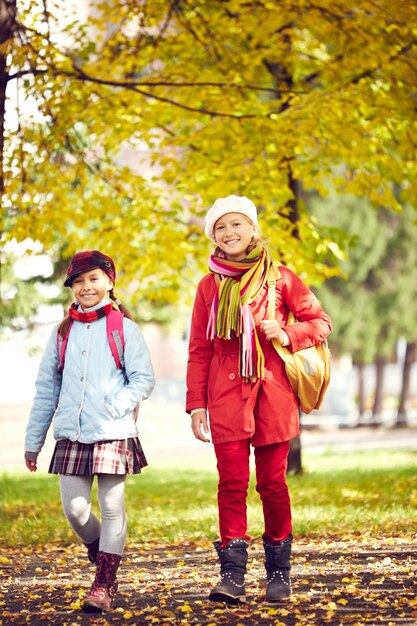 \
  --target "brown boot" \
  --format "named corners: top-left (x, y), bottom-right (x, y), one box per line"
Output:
top-left (82, 551), bottom-right (121, 613)
top-left (84, 537), bottom-right (100, 564)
